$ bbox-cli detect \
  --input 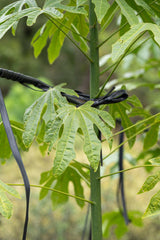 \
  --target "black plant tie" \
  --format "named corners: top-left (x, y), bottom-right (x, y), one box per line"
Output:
top-left (117, 128), bottom-right (130, 225)
top-left (62, 87), bottom-right (128, 107)
top-left (0, 89), bottom-right (30, 240)
top-left (0, 68), bottom-right (51, 91)
top-left (0, 68), bottom-right (128, 107)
